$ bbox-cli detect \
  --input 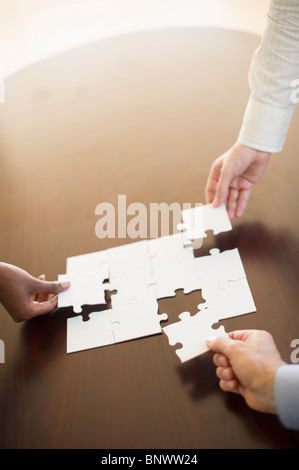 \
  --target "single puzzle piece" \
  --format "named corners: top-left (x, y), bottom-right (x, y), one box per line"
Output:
top-left (177, 204), bottom-right (203, 241)
top-left (67, 309), bottom-right (115, 353)
top-left (106, 239), bottom-right (152, 279)
top-left (58, 272), bottom-right (112, 313)
top-left (162, 308), bottom-right (227, 362)
top-left (148, 234), bottom-right (193, 269)
top-left (109, 270), bottom-right (157, 304)
top-left (110, 283), bottom-right (158, 325)
top-left (194, 247), bottom-right (246, 289)
top-left (177, 203), bottom-right (232, 241)
top-left (198, 277), bottom-right (256, 320)
top-left (152, 258), bottom-right (201, 299)
top-left (66, 250), bottom-right (109, 278)
top-left (111, 296), bottom-right (168, 344)
top-left (202, 203), bottom-right (232, 235)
